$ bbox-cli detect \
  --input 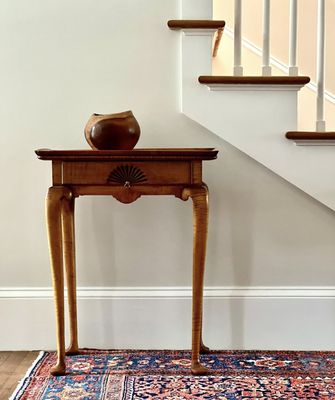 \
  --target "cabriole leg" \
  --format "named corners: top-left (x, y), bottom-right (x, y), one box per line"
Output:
top-left (62, 195), bottom-right (79, 355)
top-left (46, 186), bottom-right (71, 376)
top-left (182, 185), bottom-right (210, 375)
